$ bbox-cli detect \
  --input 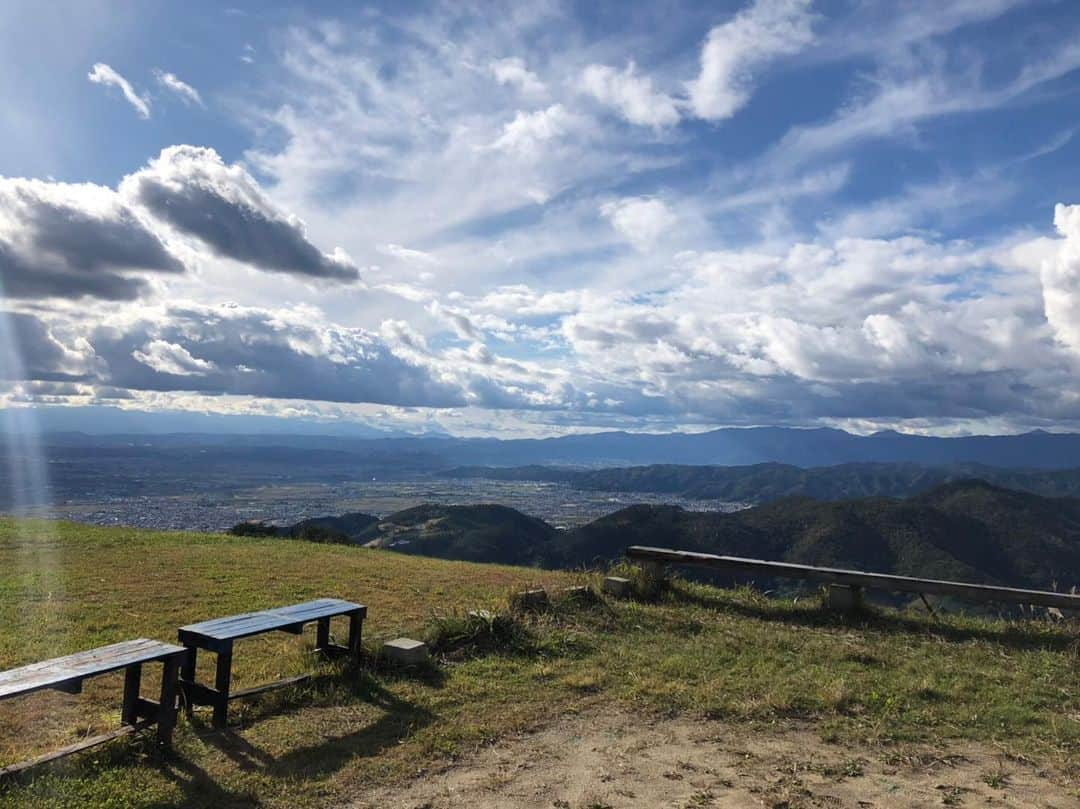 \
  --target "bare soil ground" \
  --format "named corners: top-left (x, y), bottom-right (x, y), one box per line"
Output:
top-left (353, 709), bottom-right (1077, 809)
